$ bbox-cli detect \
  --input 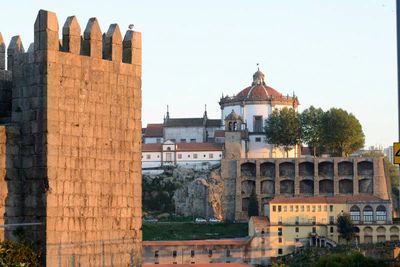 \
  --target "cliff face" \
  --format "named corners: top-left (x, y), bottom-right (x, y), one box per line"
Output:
top-left (143, 166), bottom-right (224, 219)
